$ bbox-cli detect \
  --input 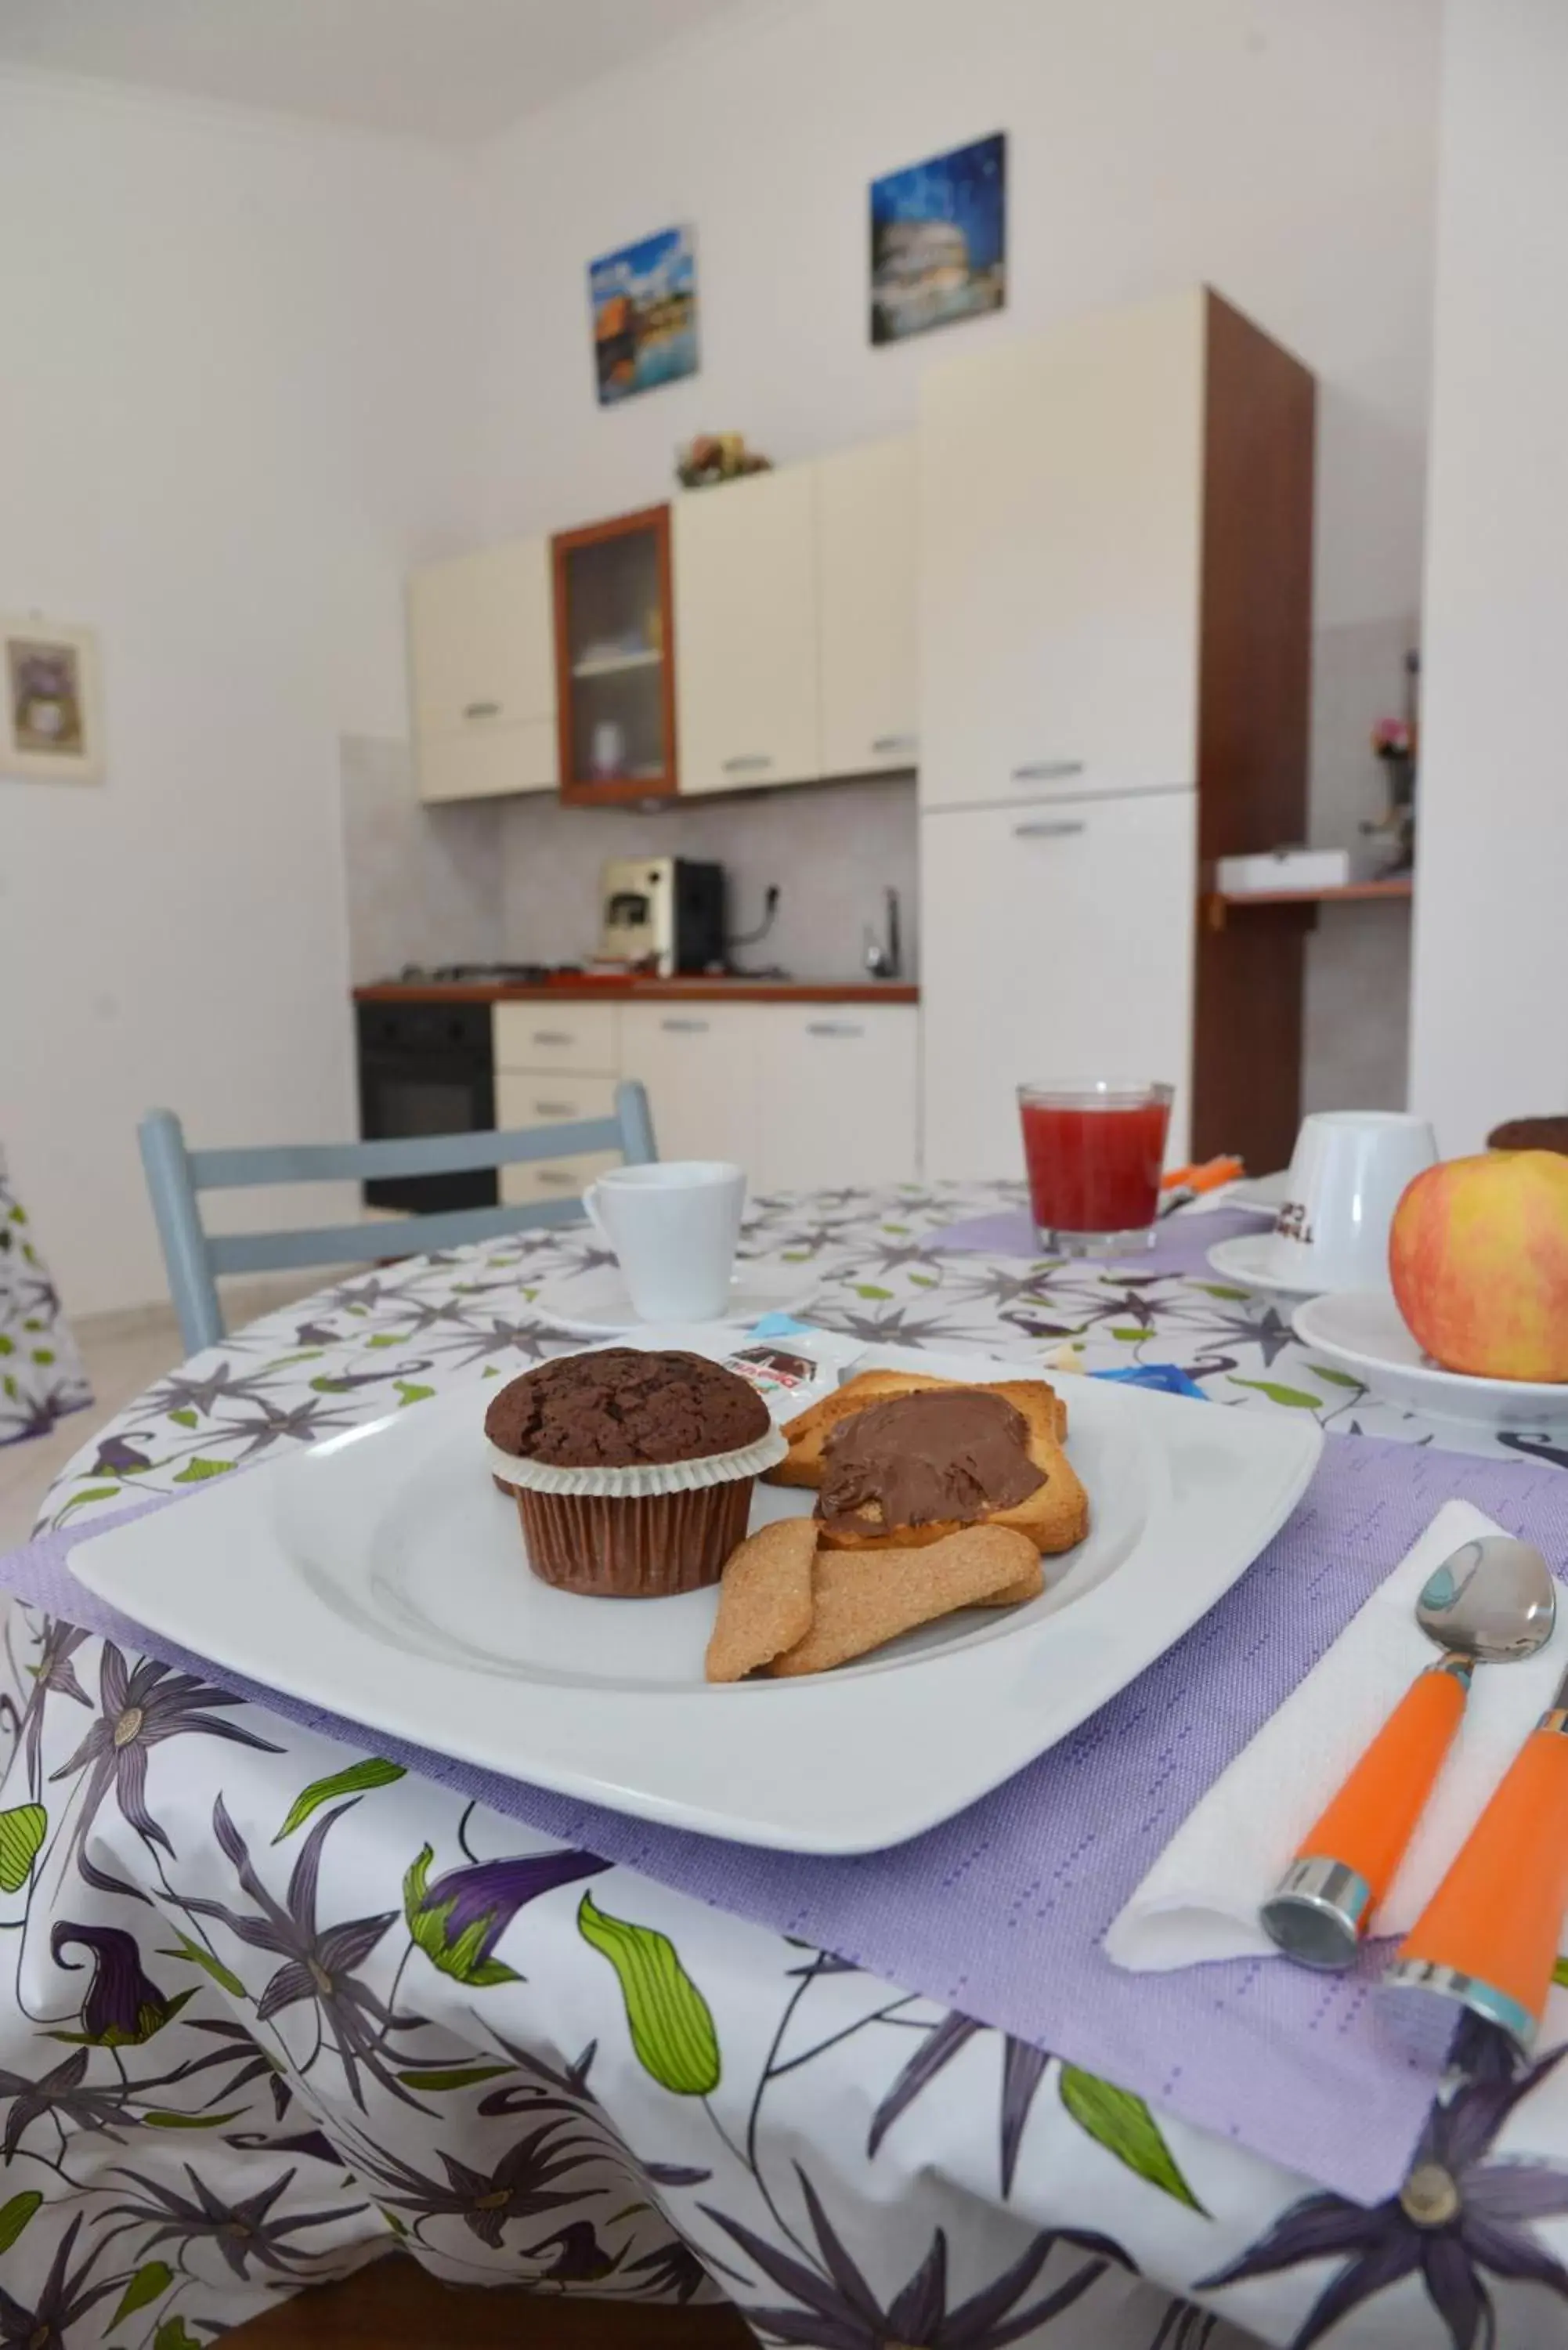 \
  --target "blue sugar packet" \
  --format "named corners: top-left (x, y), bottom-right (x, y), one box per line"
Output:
top-left (1091, 1362), bottom-right (1209, 1401)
